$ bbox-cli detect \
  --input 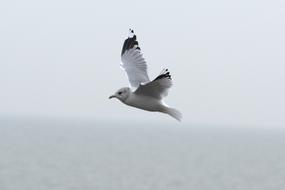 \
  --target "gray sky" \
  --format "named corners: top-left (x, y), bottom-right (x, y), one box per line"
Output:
top-left (0, 0), bottom-right (284, 127)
